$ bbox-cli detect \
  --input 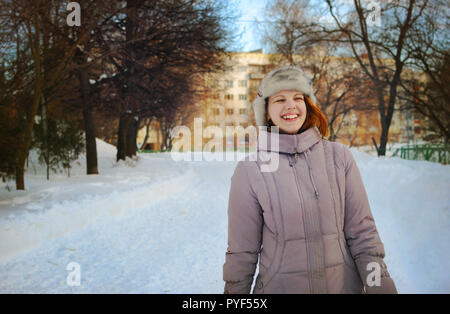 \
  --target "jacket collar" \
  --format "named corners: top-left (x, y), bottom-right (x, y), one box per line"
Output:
top-left (257, 126), bottom-right (322, 154)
